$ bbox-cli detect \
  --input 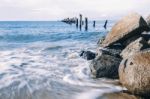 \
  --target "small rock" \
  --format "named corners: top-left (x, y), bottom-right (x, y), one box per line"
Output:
top-left (101, 13), bottom-right (149, 47)
top-left (120, 37), bottom-right (150, 58)
top-left (80, 50), bottom-right (96, 60)
top-left (90, 50), bottom-right (122, 78)
top-left (119, 50), bottom-right (150, 96)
